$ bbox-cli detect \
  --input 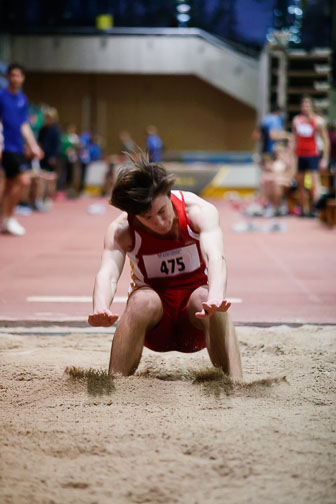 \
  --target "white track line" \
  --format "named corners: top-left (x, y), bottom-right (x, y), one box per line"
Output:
top-left (27, 296), bottom-right (127, 303)
top-left (27, 295), bottom-right (242, 304)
